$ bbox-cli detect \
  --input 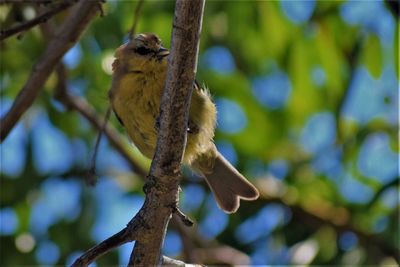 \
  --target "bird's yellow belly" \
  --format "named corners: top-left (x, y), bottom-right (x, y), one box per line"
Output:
top-left (115, 98), bottom-right (159, 158)
top-left (111, 74), bottom-right (161, 158)
top-left (110, 73), bottom-right (217, 169)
